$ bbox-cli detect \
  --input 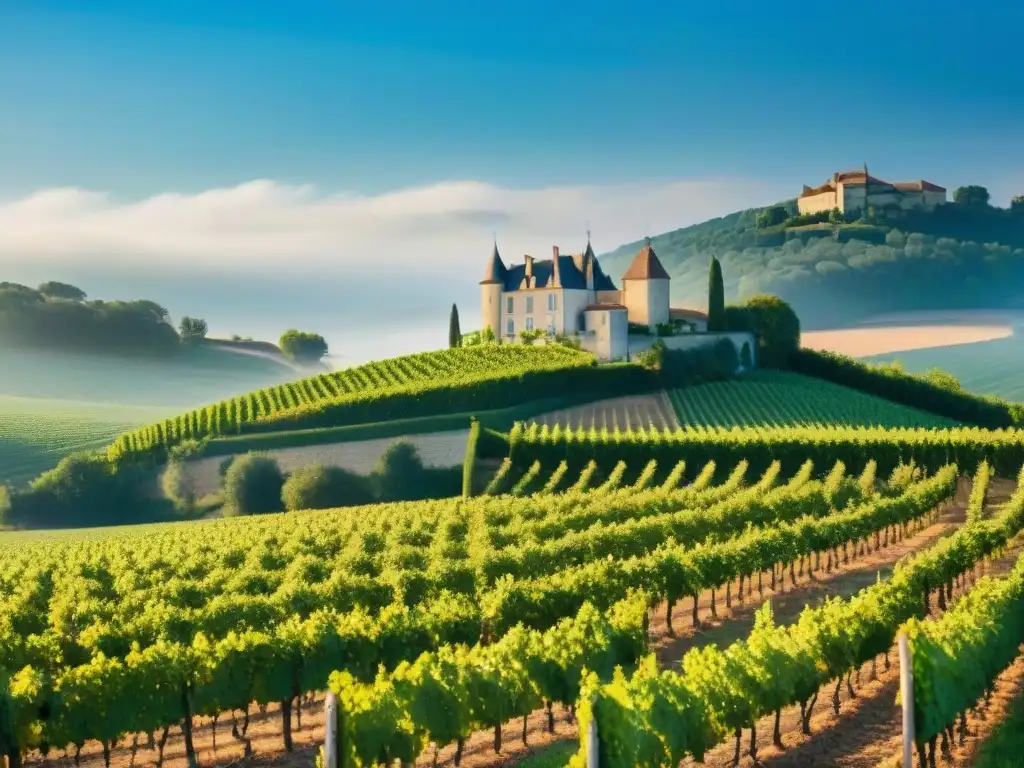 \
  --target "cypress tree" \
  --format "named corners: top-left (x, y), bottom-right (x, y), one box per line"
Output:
top-left (448, 303), bottom-right (462, 348)
top-left (707, 256), bottom-right (725, 331)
